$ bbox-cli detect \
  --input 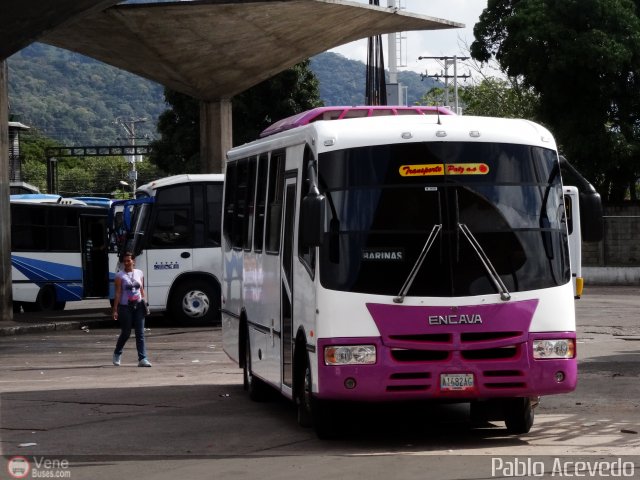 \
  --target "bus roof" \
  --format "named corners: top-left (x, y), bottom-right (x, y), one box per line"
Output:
top-left (228, 114), bottom-right (557, 161)
top-left (9, 194), bottom-right (107, 208)
top-left (71, 197), bottom-right (112, 208)
top-left (259, 105), bottom-right (455, 138)
top-left (136, 174), bottom-right (225, 196)
top-left (10, 194), bottom-right (62, 203)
